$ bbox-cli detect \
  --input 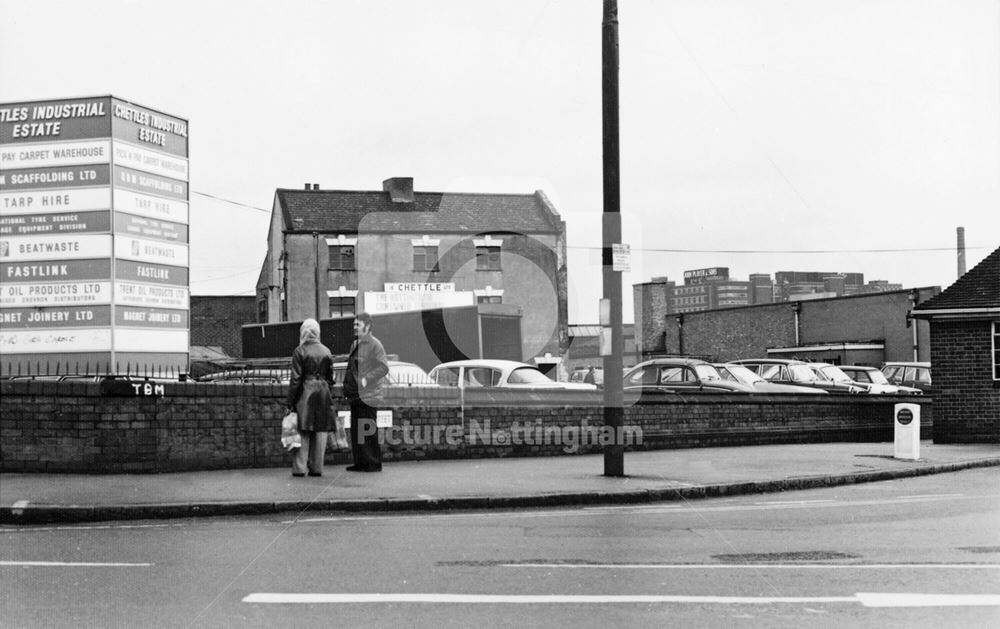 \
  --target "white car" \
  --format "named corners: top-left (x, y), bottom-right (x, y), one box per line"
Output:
top-left (839, 365), bottom-right (922, 395)
top-left (714, 363), bottom-right (828, 394)
top-left (428, 359), bottom-right (597, 390)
